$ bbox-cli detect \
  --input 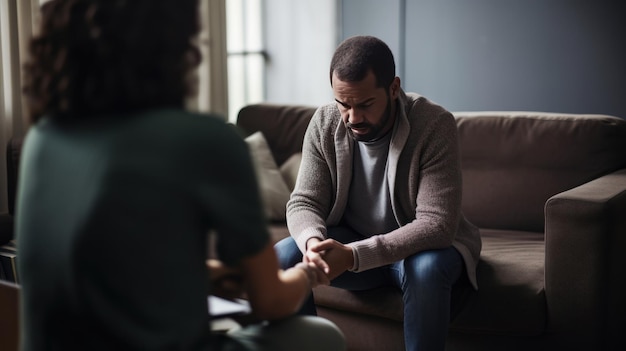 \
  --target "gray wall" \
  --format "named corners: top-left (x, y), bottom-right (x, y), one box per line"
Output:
top-left (264, 0), bottom-right (337, 107)
top-left (340, 0), bottom-right (626, 118)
